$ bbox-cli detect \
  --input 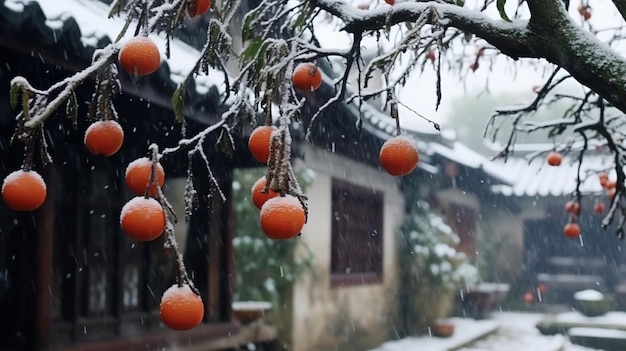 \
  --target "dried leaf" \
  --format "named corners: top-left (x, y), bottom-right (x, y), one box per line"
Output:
top-left (216, 127), bottom-right (234, 157)
top-left (171, 85), bottom-right (185, 124)
top-left (66, 91), bottom-right (78, 128)
top-left (9, 83), bottom-right (20, 110)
